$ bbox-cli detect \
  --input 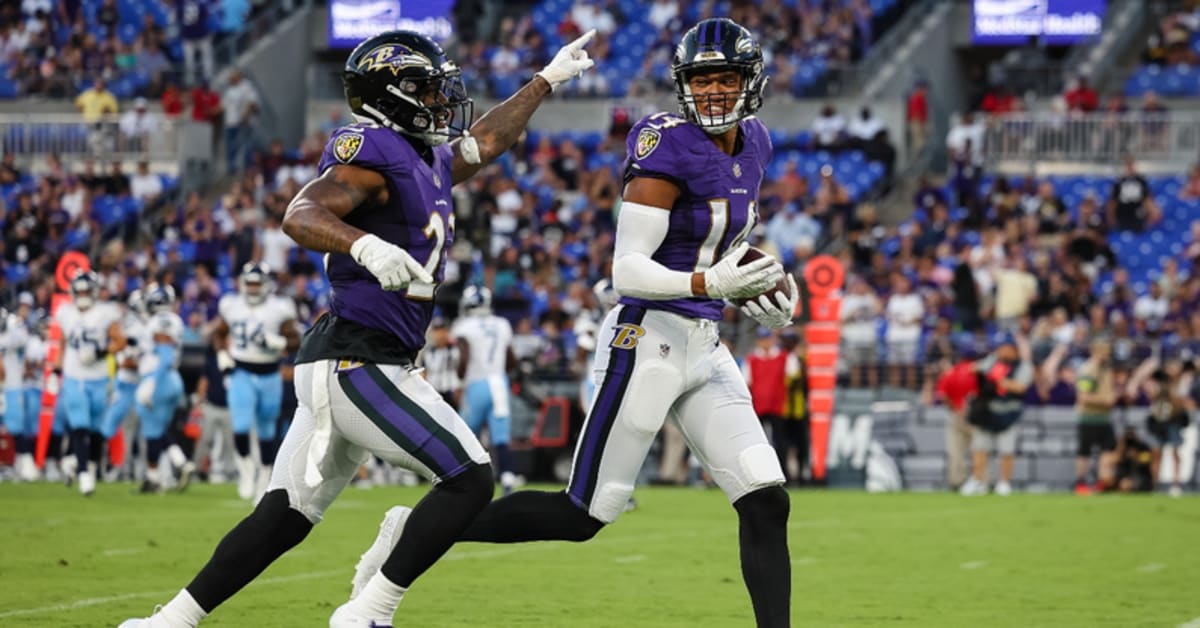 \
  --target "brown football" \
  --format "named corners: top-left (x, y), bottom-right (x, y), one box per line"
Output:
top-left (731, 246), bottom-right (795, 308)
